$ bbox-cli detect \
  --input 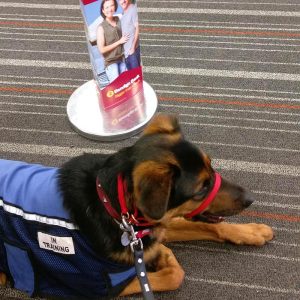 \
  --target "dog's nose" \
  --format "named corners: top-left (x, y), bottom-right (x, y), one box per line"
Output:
top-left (242, 191), bottom-right (254, 208)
